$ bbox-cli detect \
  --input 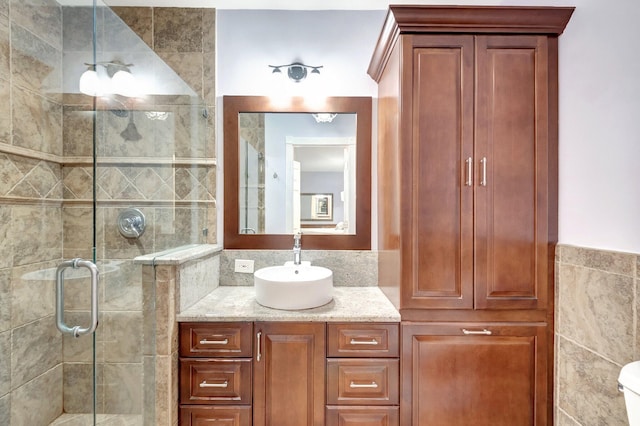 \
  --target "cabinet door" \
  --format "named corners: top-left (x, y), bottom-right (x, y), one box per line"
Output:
top-left (403, 35), bottom-right (475, 309)
top-left (401, 322), bottom-right (548, 426)
top-left (180, 406), bottom-right (252, 426)
top-left (474, 35), bottom-right (550, 310)
top-left (253, 322), bottom-right (325, 426)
